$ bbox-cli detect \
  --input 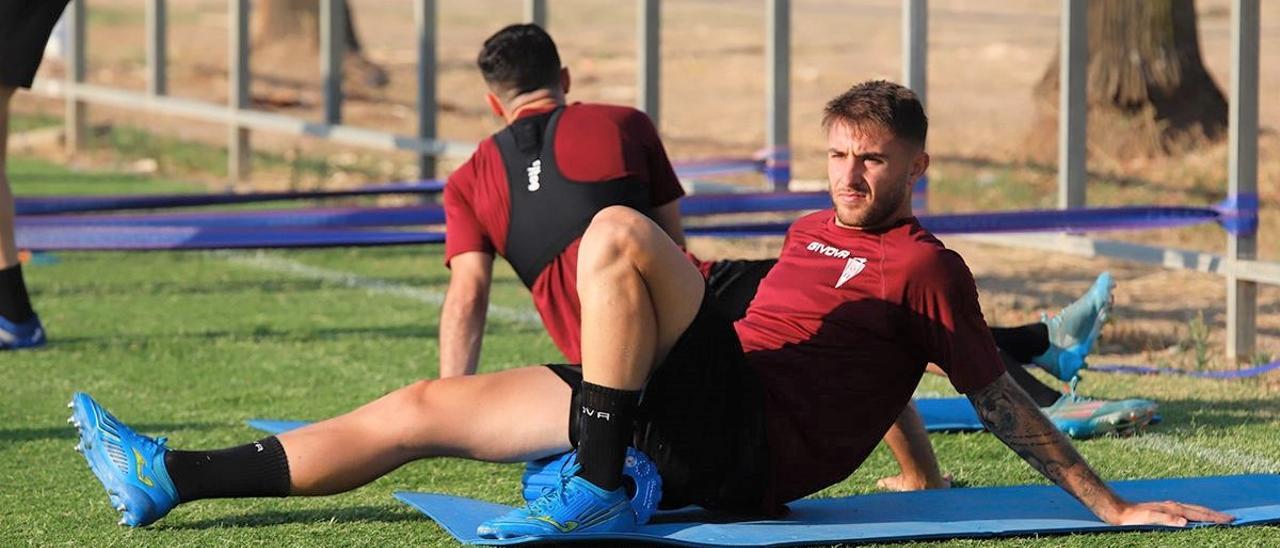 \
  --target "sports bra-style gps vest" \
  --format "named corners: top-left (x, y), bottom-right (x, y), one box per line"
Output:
top-left (494, 106), bottom-right (652, 288)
